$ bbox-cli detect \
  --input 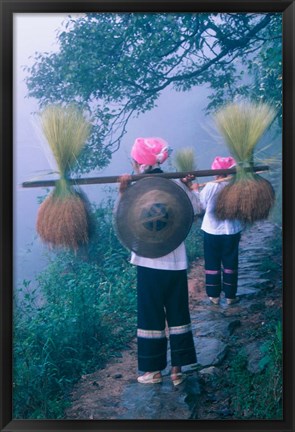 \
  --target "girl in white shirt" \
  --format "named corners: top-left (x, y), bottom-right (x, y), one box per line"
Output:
top-left (191, 156), bottom-right (244, 306)
top-left (119, 137), bottom-right (199, 385)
